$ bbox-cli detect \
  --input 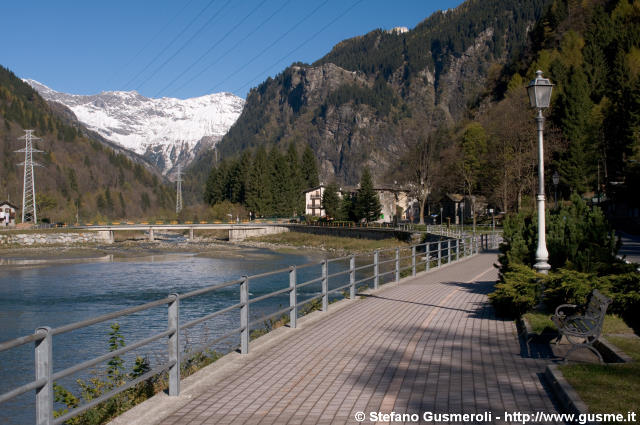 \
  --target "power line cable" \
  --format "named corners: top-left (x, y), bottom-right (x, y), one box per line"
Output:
top-left (122, 0), bottom-right (218, 91)
top-left (209, 0), bottom-right (331, 93)
top-left (137, 0), bottom-right (234, 92)
top-left (106, 0), bottom-right (197, 88)
top-left (235, 0), bottom-right (364, 94)
top-left (168, 0), bottom-right (292, 97)
top-left (155, 0), bottom-right (269, 97)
